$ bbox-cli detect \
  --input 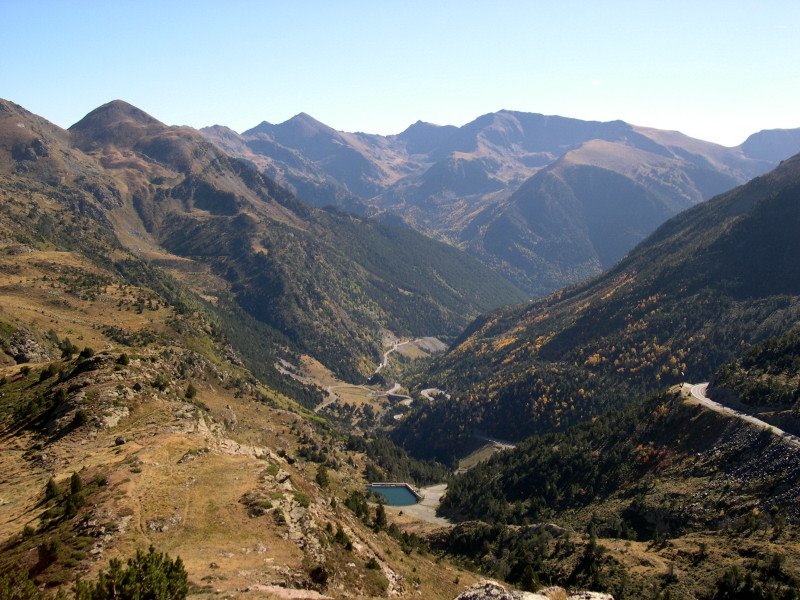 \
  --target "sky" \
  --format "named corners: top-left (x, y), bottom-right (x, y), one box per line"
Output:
top-left (1, 1), bottom-right (798, 146)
